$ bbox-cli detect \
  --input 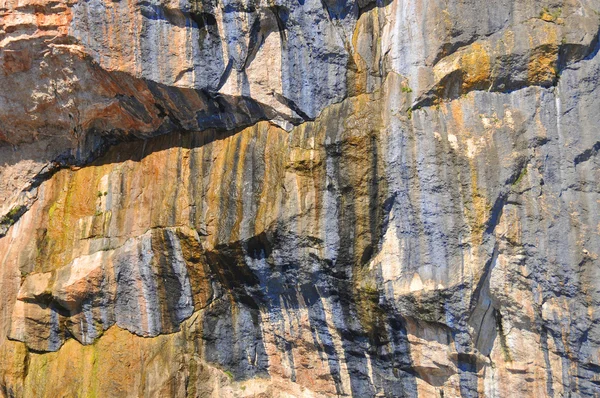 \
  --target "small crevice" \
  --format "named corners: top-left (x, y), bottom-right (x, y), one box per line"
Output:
top-left (494, 309), bottom-right (512, 362)
top-left (469, 241), bottom-right (499, 315)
